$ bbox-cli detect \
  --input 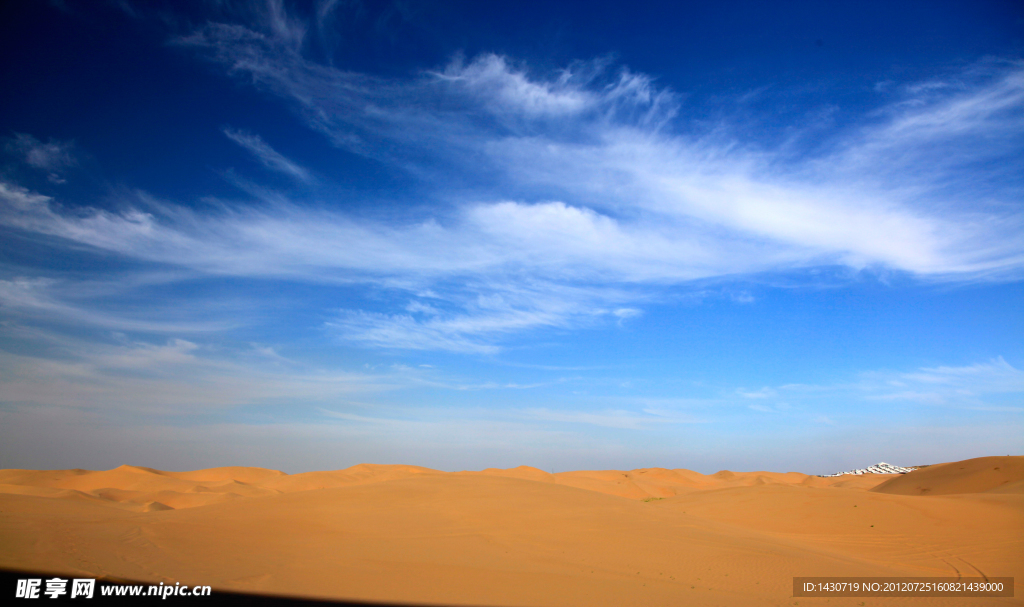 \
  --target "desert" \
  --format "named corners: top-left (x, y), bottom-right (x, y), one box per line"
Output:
top-left (0, 455), bottom-right (1020, 606)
